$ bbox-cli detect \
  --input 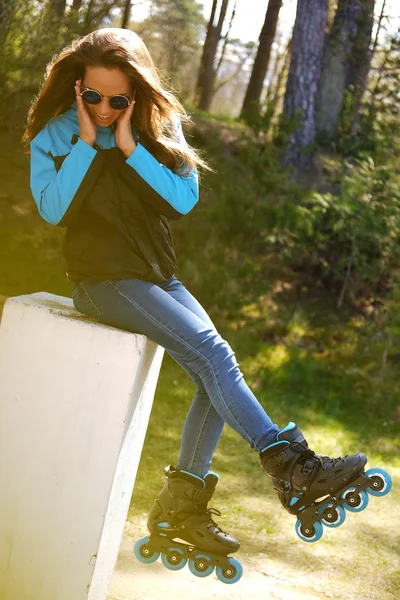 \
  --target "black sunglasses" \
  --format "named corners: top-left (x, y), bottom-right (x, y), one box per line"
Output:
top-left (79, 87), bottom-right (136, 111)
